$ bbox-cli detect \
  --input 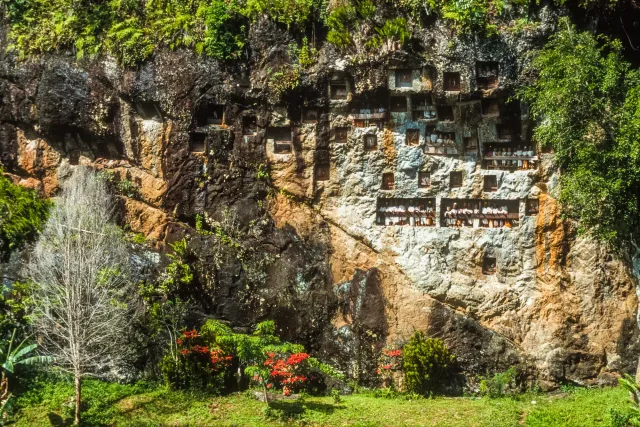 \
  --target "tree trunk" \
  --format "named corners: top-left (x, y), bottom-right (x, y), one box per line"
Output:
top-left (74, 374), bottom-right (81, 425)
top-left (263, 383), bottom-right (269, 405)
